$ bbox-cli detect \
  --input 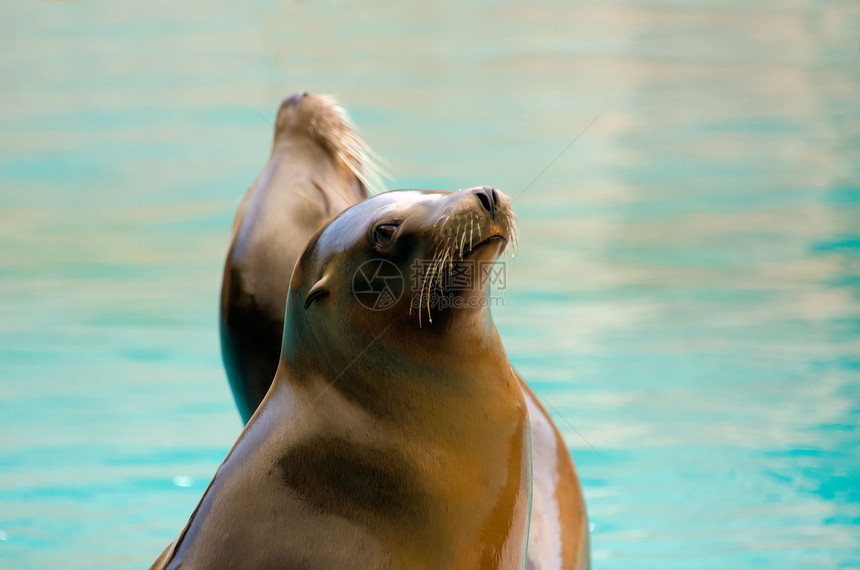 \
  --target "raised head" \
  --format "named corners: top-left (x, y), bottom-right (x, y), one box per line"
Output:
top-left (280, 187), bottom-right (517, 379)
